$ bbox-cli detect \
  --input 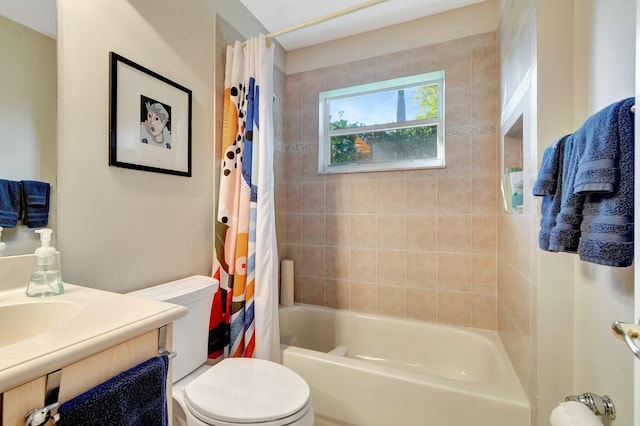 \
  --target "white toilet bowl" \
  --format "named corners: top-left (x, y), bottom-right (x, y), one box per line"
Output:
top-left (128, 276), bottom-right (314, 426)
